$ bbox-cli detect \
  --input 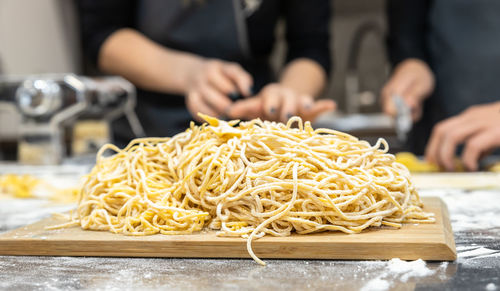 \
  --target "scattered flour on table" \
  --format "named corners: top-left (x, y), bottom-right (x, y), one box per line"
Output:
top-left (457, 245), bottom-right (480, 251)
top-left (420, 190), bottom-right (500, 268)
top-left (361, 258), bottom-right (437, 291)
top-left (459, 247), bottom-right (499, 258)
top-left (457, 246), bottom-right (500, 269)
top-left (387, 258), bottom-right (435, 282)
top-left (361, 277), bottom-right (390, 291)
top-left (419, 189), bottom-right (500, 232)
top-left (486, 283), bottom-right (498, 291)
